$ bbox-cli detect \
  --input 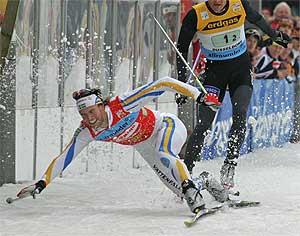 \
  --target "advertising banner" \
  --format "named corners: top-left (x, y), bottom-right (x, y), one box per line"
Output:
top-left (202, 79), bottom-right (294, 160)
